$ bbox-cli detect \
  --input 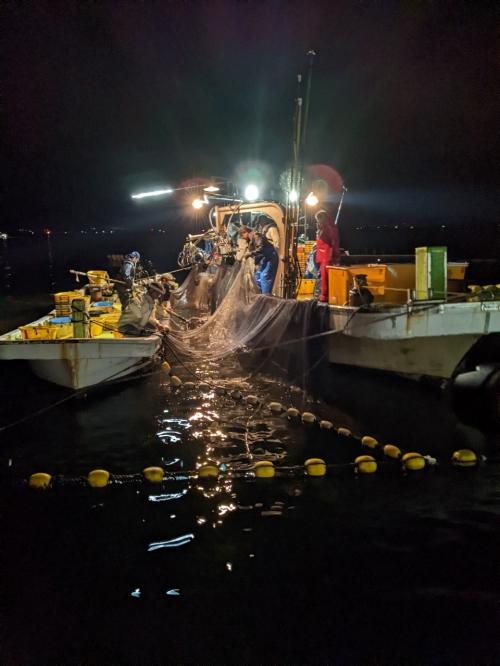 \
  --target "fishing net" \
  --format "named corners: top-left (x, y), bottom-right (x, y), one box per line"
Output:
top-left (167, 260), bottom-right (330, 384)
